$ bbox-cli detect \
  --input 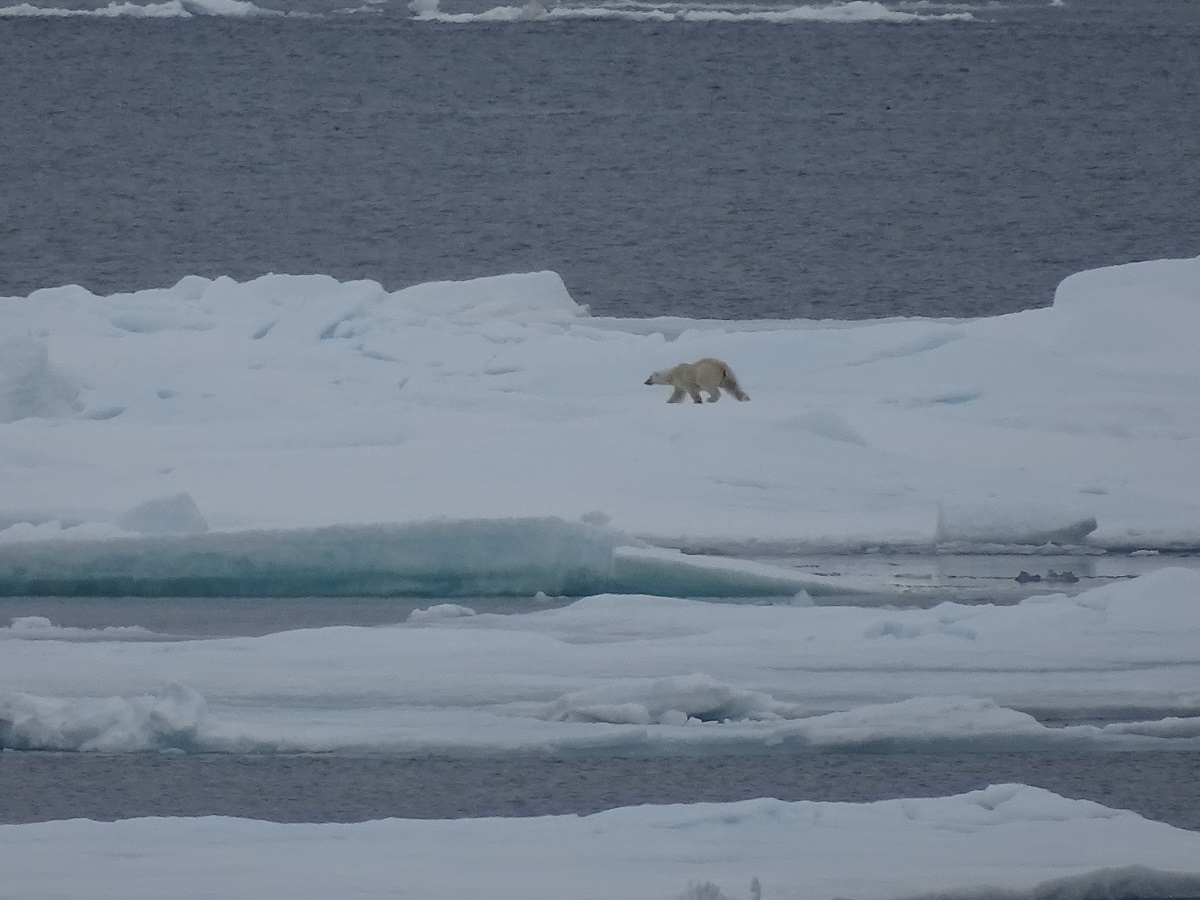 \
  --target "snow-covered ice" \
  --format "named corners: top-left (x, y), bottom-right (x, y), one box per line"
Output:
top-left (3, 567), bottom-right (1199, 753)
top-left (4, 787), bottom-right (1200, 900)
top-left (2, 257), bottom-right (1198, 562)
